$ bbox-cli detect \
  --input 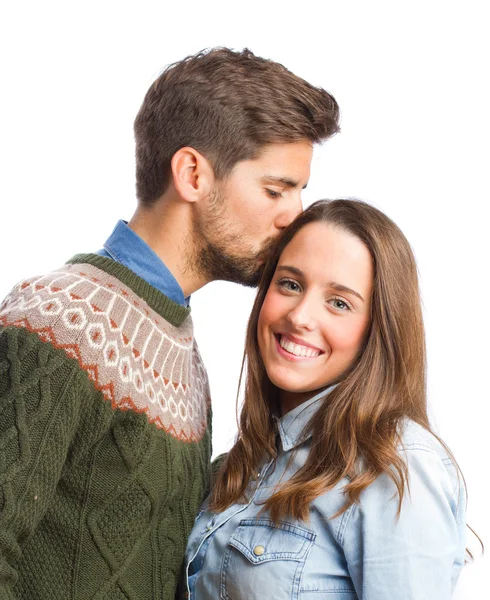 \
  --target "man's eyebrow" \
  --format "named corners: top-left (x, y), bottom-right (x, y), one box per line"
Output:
top-left (262, 176), bottom-right (308, 190)
top-left (276, 265), bottom-right (365, 302)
